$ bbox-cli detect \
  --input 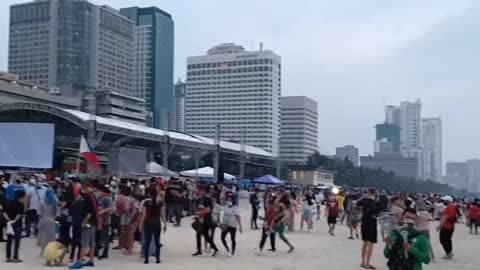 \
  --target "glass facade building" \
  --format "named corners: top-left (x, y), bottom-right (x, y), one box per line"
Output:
top-left (120, 7), bottom-right (174, 129)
